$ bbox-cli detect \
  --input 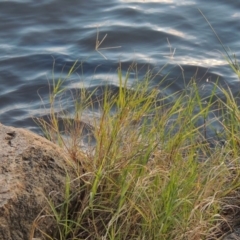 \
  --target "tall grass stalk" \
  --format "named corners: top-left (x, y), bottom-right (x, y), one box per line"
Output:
top-left (34, 62), bottom-right (240, 240)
